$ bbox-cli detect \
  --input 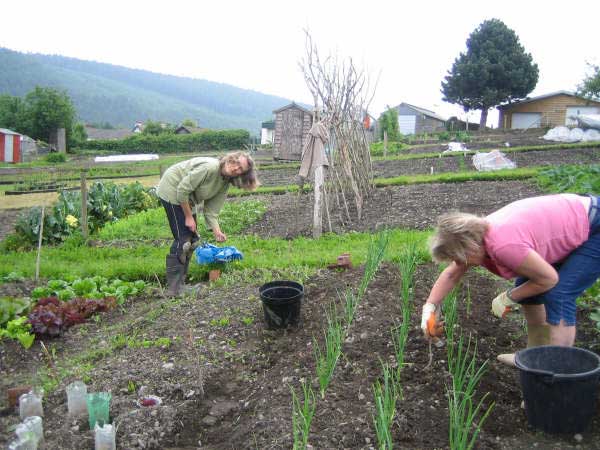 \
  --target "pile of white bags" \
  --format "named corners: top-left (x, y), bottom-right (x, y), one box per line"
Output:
top-left (543, 126), bottom-right (600, 143)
